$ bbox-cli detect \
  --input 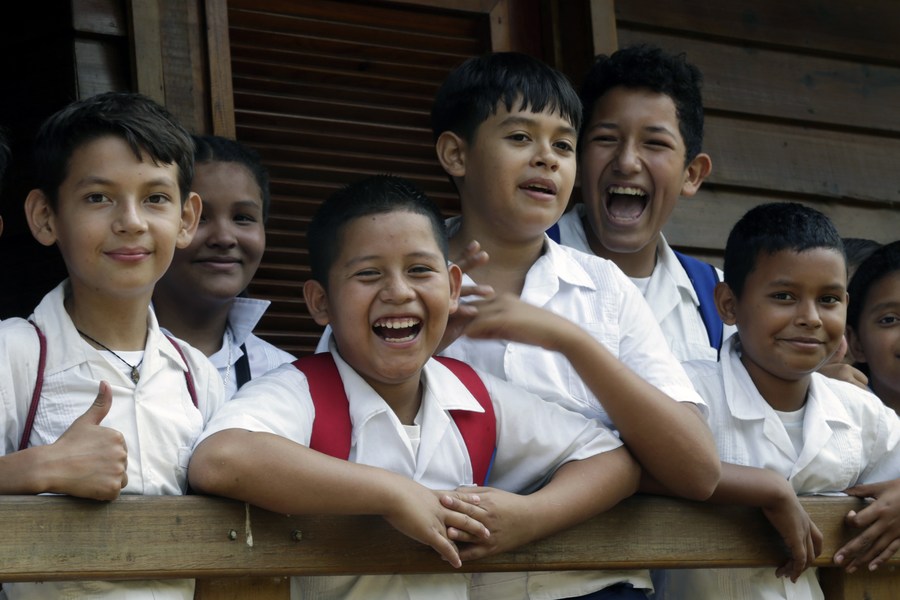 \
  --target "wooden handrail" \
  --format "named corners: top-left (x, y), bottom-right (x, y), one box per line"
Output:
top-left (0, 494), bottom-right (896, 598)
